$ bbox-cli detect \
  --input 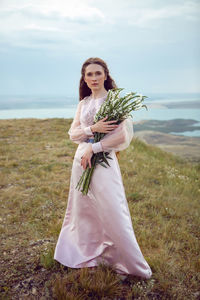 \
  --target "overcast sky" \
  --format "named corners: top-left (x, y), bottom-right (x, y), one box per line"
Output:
top-left (0, 0), bottom-right (199, 96)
